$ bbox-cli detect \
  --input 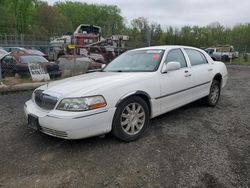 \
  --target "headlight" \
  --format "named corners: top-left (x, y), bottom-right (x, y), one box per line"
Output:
top-left (56, 95), bottom-right (106, 111)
